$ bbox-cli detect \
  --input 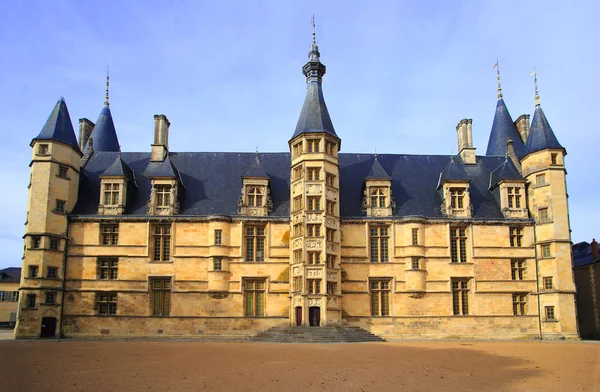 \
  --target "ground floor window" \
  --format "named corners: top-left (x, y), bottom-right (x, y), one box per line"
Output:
top-left (244, 279), bottom-right (265, 316)
top-left (512, 293), bottom-right (527, 315)
top-left (545, 306), bottom-right (555, 321)
top-left (370, 279), bottom-right (390, 316)
top-left (151, 278), bottom-right (171, 316)
top-left (452, 279), bottom-right (469, 315)
top-left (96, 293), bottom-right (117, 315)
